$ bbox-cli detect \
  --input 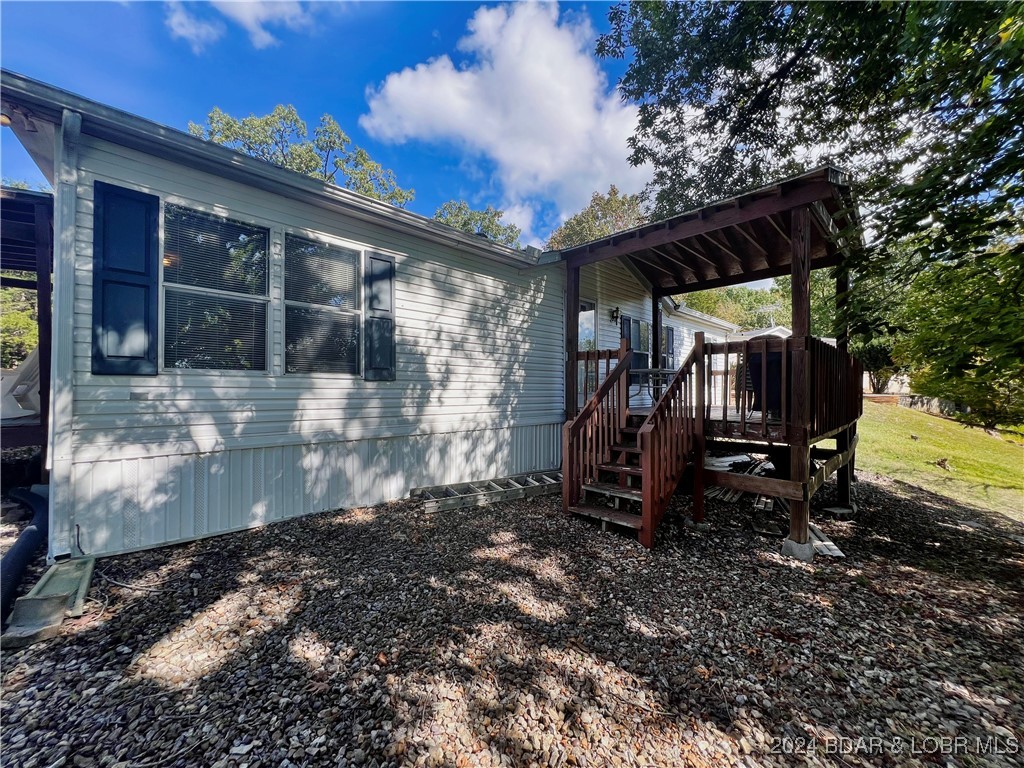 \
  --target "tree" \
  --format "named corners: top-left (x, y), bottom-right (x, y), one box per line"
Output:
top-left (189, 106), bottom-right (414, 207)
top-left (894, 245), bottom-right (1024, 428)
top-left (598, 2), bottom-right (1023, 268)
top-left (0, 280), bottom-right (38, 369)
top-left (546, 185), bottom-right (646, 249)
top-left (680, 282), bottom-right (789, 329)
top-left (852, 335), bottom-right (901, 395)
top-left (600, 2), bottom-right (1024, 414)
top-left (432, 201), bottom-right (522, 247)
